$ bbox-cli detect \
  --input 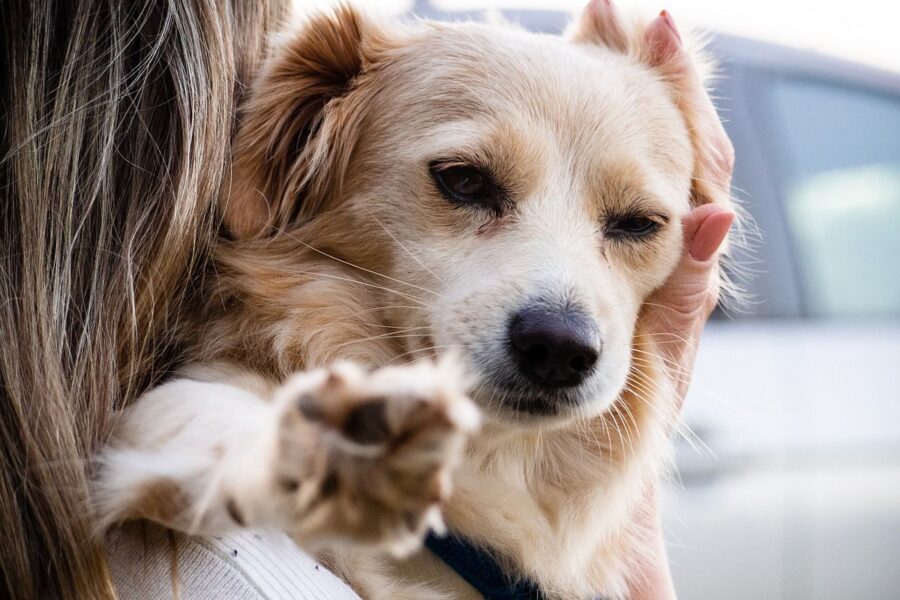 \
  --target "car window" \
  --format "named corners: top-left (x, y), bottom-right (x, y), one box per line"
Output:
top-left (768, 78), bottom-right (900, 318)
